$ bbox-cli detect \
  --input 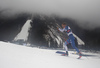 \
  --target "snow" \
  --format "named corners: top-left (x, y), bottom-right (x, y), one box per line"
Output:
top-left (73, 33), bottom-right (85, 45)
top-left (14, 20), bottom-right (32, 41)
top-left (0, 41), bottom-right (100, 68)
